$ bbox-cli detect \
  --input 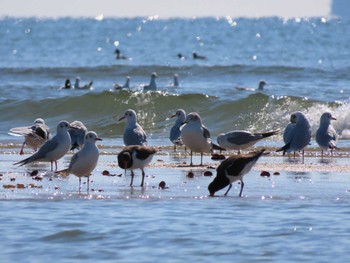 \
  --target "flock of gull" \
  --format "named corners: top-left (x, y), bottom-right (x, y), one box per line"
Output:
top-left (9, 106), bottom-right (338, 196)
